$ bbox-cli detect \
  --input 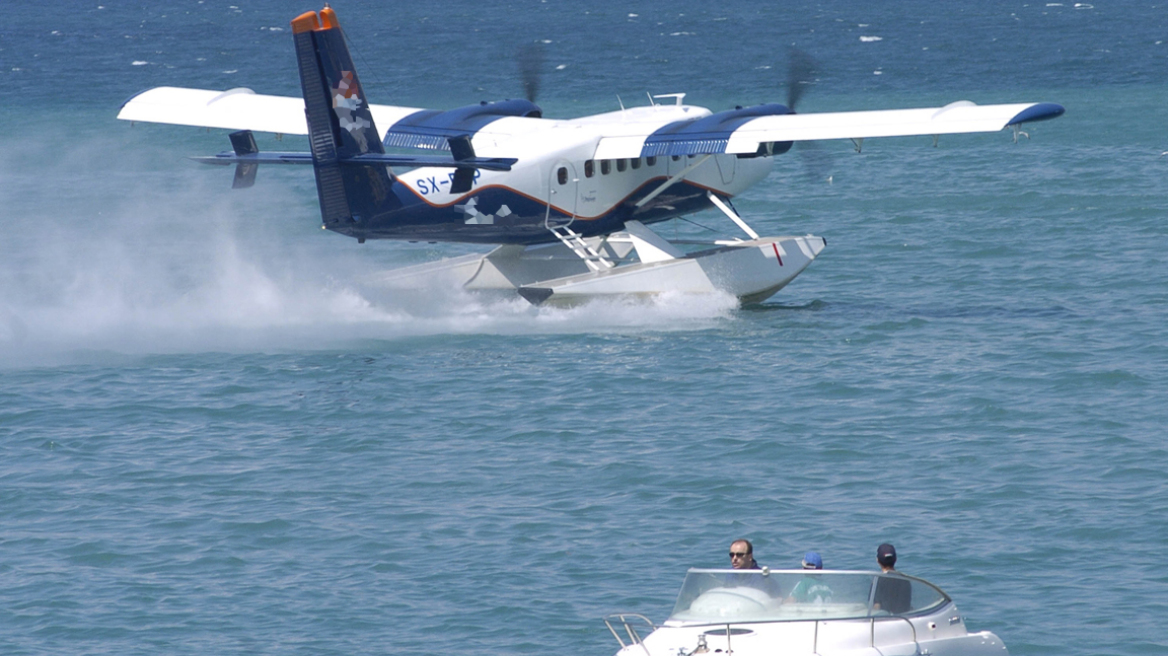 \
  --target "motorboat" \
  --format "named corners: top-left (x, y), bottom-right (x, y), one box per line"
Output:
top-left (605, 569), bottom-right (1008, 656)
